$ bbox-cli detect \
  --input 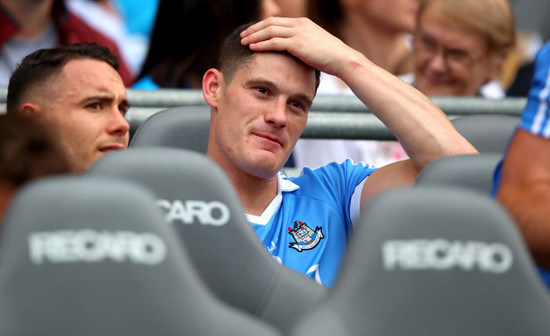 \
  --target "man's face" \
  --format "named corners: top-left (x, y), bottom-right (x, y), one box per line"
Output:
top-left (210, 53), bottom-right (316, 179)
top-left (39, 59), bottom-right (129, 173)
